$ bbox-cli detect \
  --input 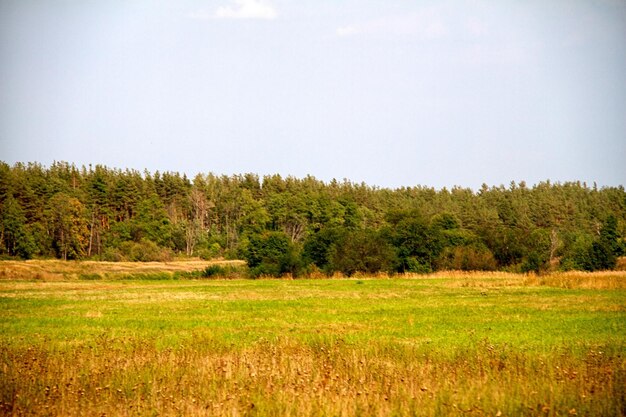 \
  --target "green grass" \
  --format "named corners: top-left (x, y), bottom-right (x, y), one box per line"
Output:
top-left (1, 279), bottom-right (622, 349)
top-left (1, 276), bottom-right (625, 416)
